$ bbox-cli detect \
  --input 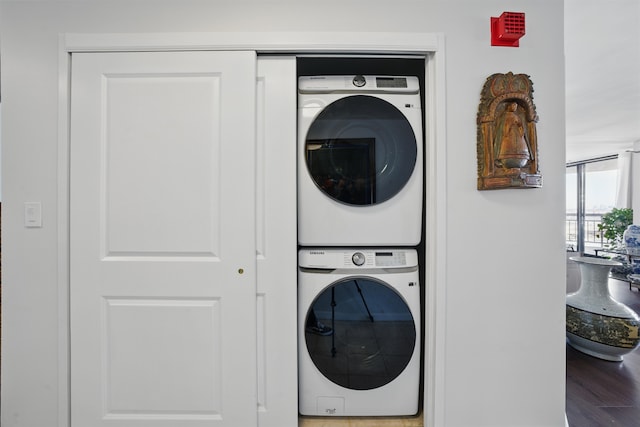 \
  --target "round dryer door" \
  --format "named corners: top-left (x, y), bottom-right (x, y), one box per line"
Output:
top-left (304, 95), bottom-right (417, 206)
top-left (304, 277), bottom-right (416, 391)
